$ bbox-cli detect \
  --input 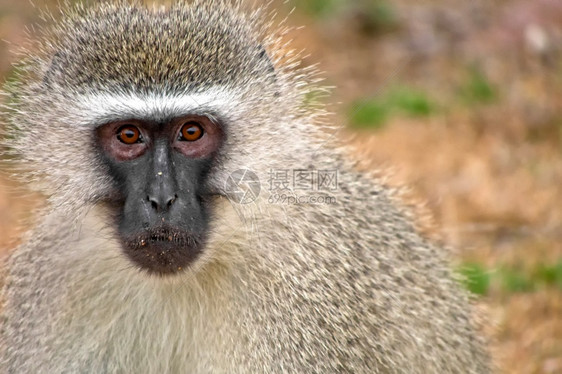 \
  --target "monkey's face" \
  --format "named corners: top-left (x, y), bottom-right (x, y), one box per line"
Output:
top-left (96, 115), bottom-right (224, 275)
top-left (8, 3), bottom-right (315, 276)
